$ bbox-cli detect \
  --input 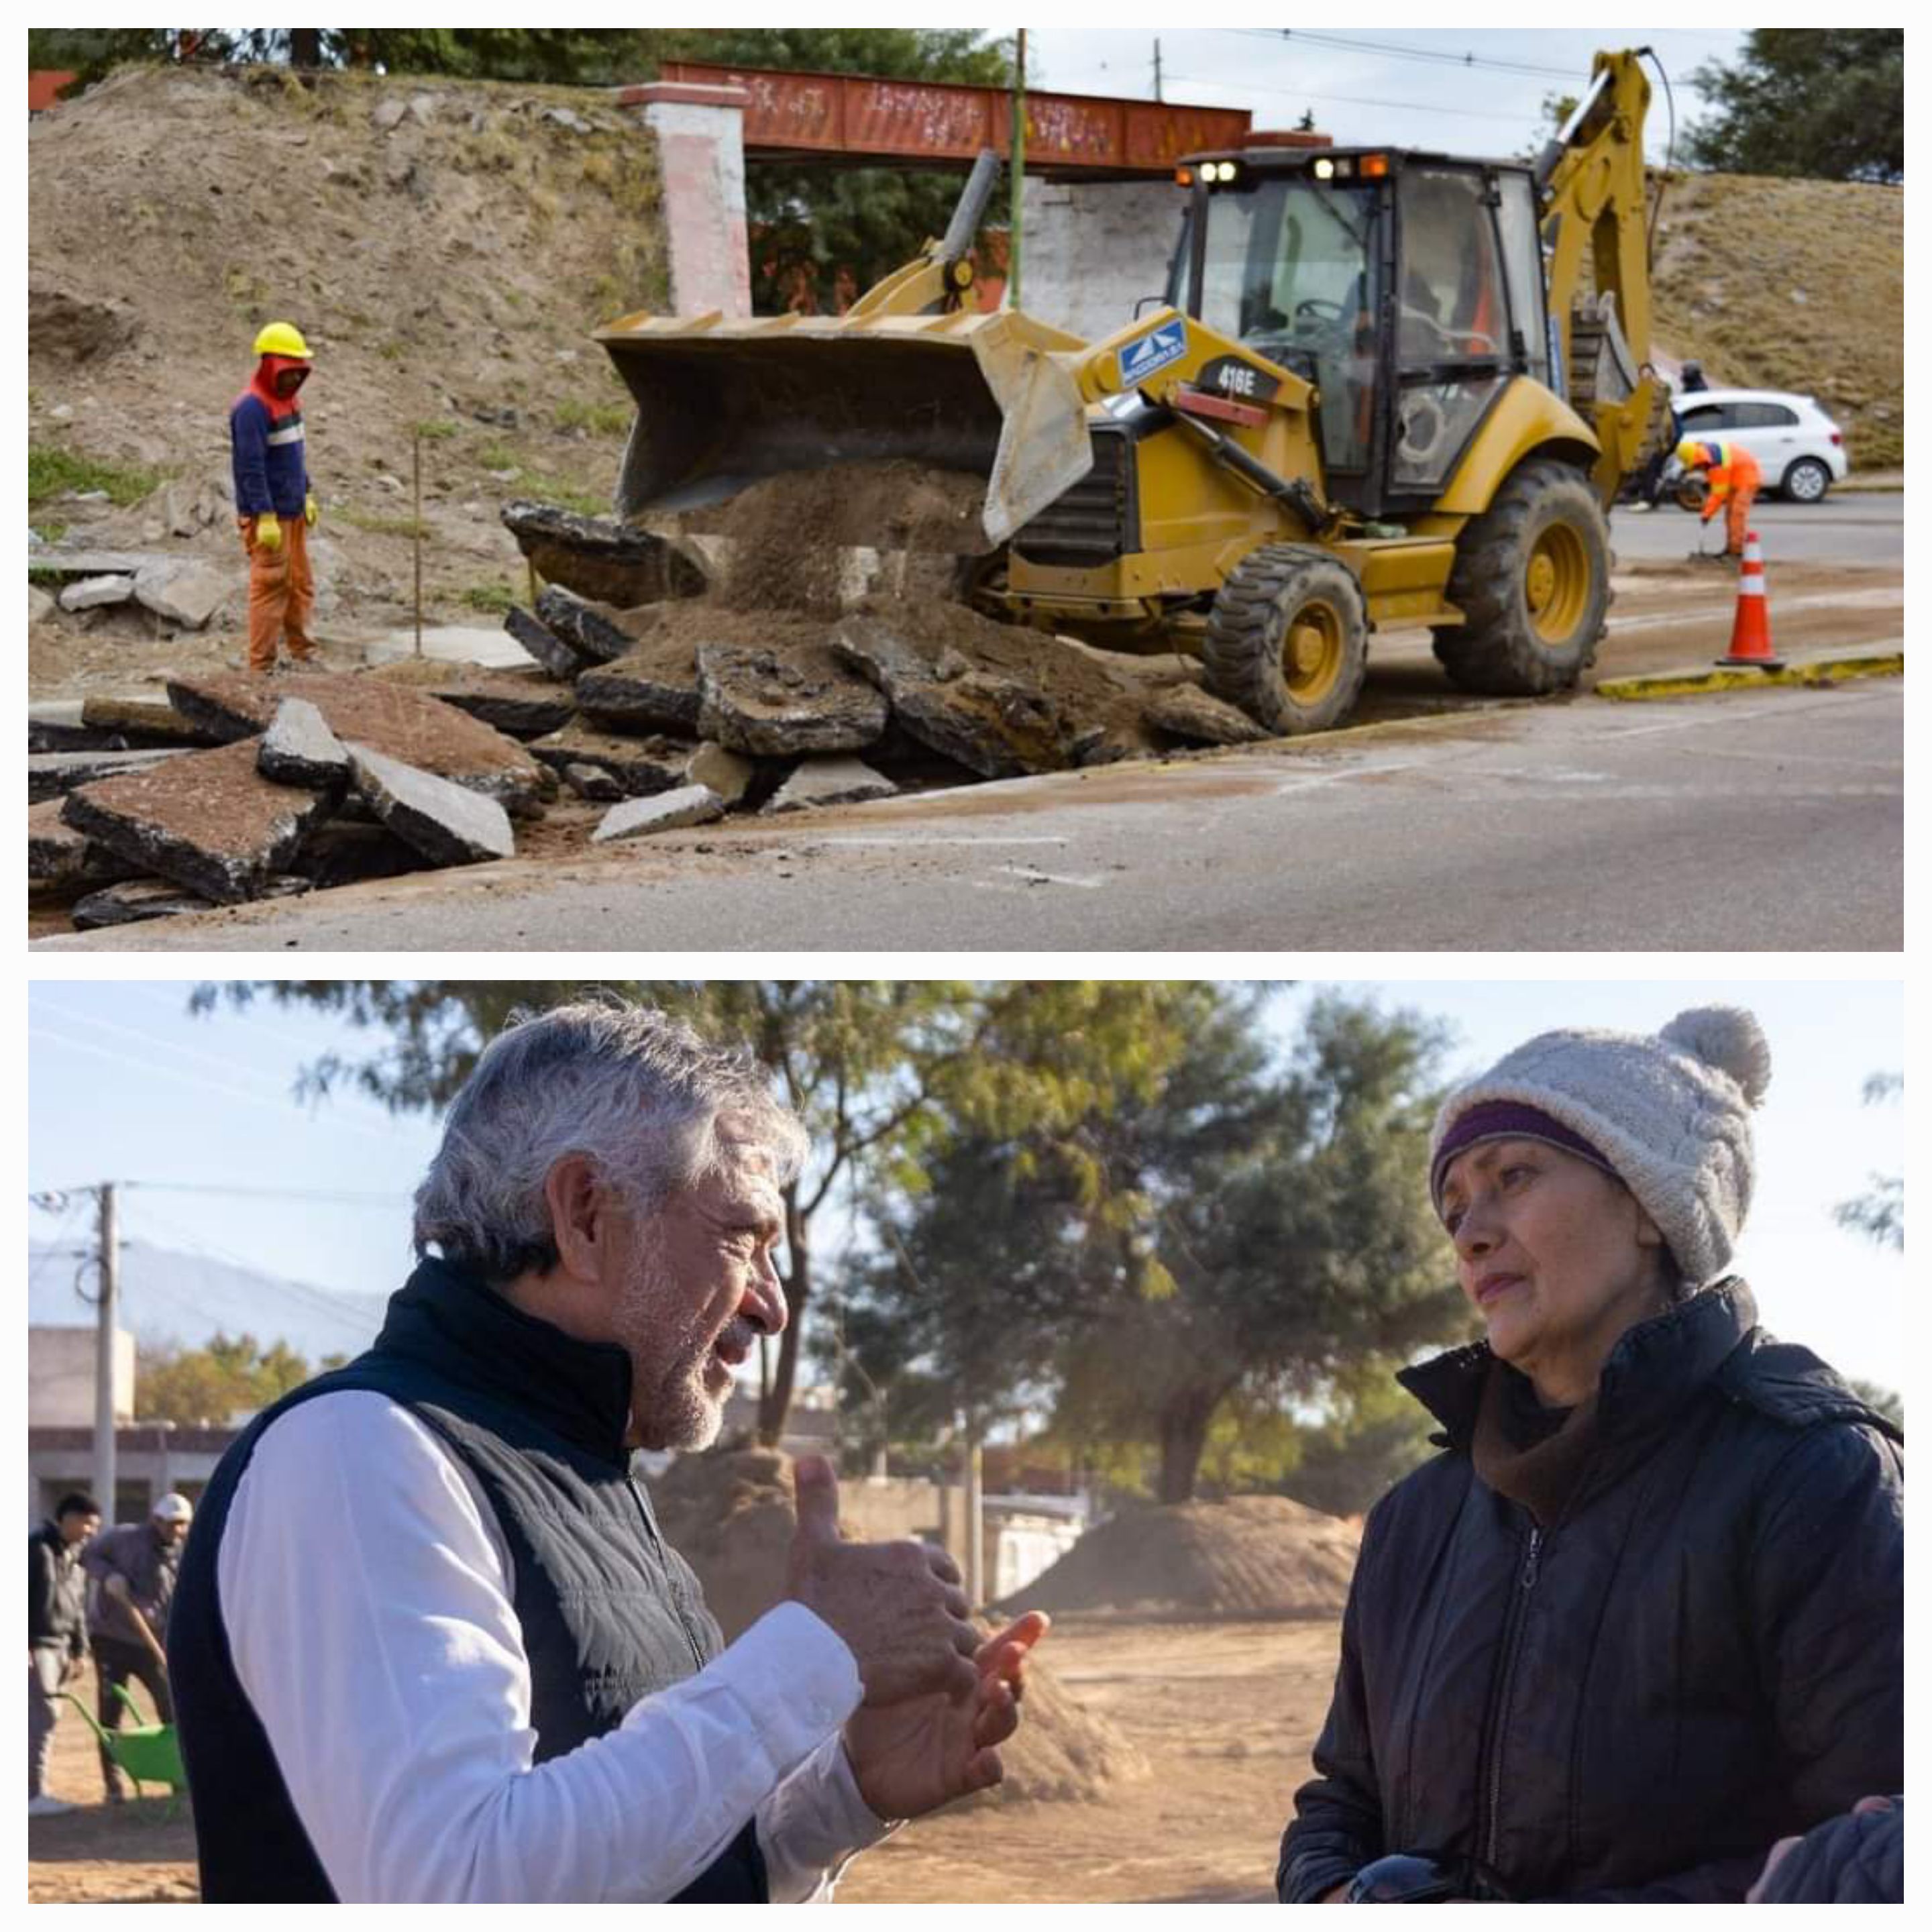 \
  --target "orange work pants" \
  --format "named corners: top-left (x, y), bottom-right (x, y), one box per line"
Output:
top-left (1705, 455), bottom-right (1761, 556)
top-left (239, 514), bottom-right (315, 672)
